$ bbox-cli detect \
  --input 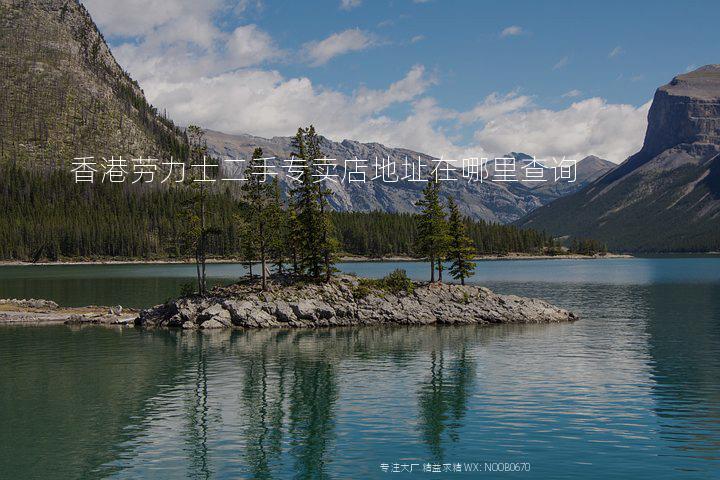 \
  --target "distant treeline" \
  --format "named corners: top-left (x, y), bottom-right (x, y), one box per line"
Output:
top-left (332, 211), bottom-right (554, 257)
top-left (0, 162), bottom-right (566, 261)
